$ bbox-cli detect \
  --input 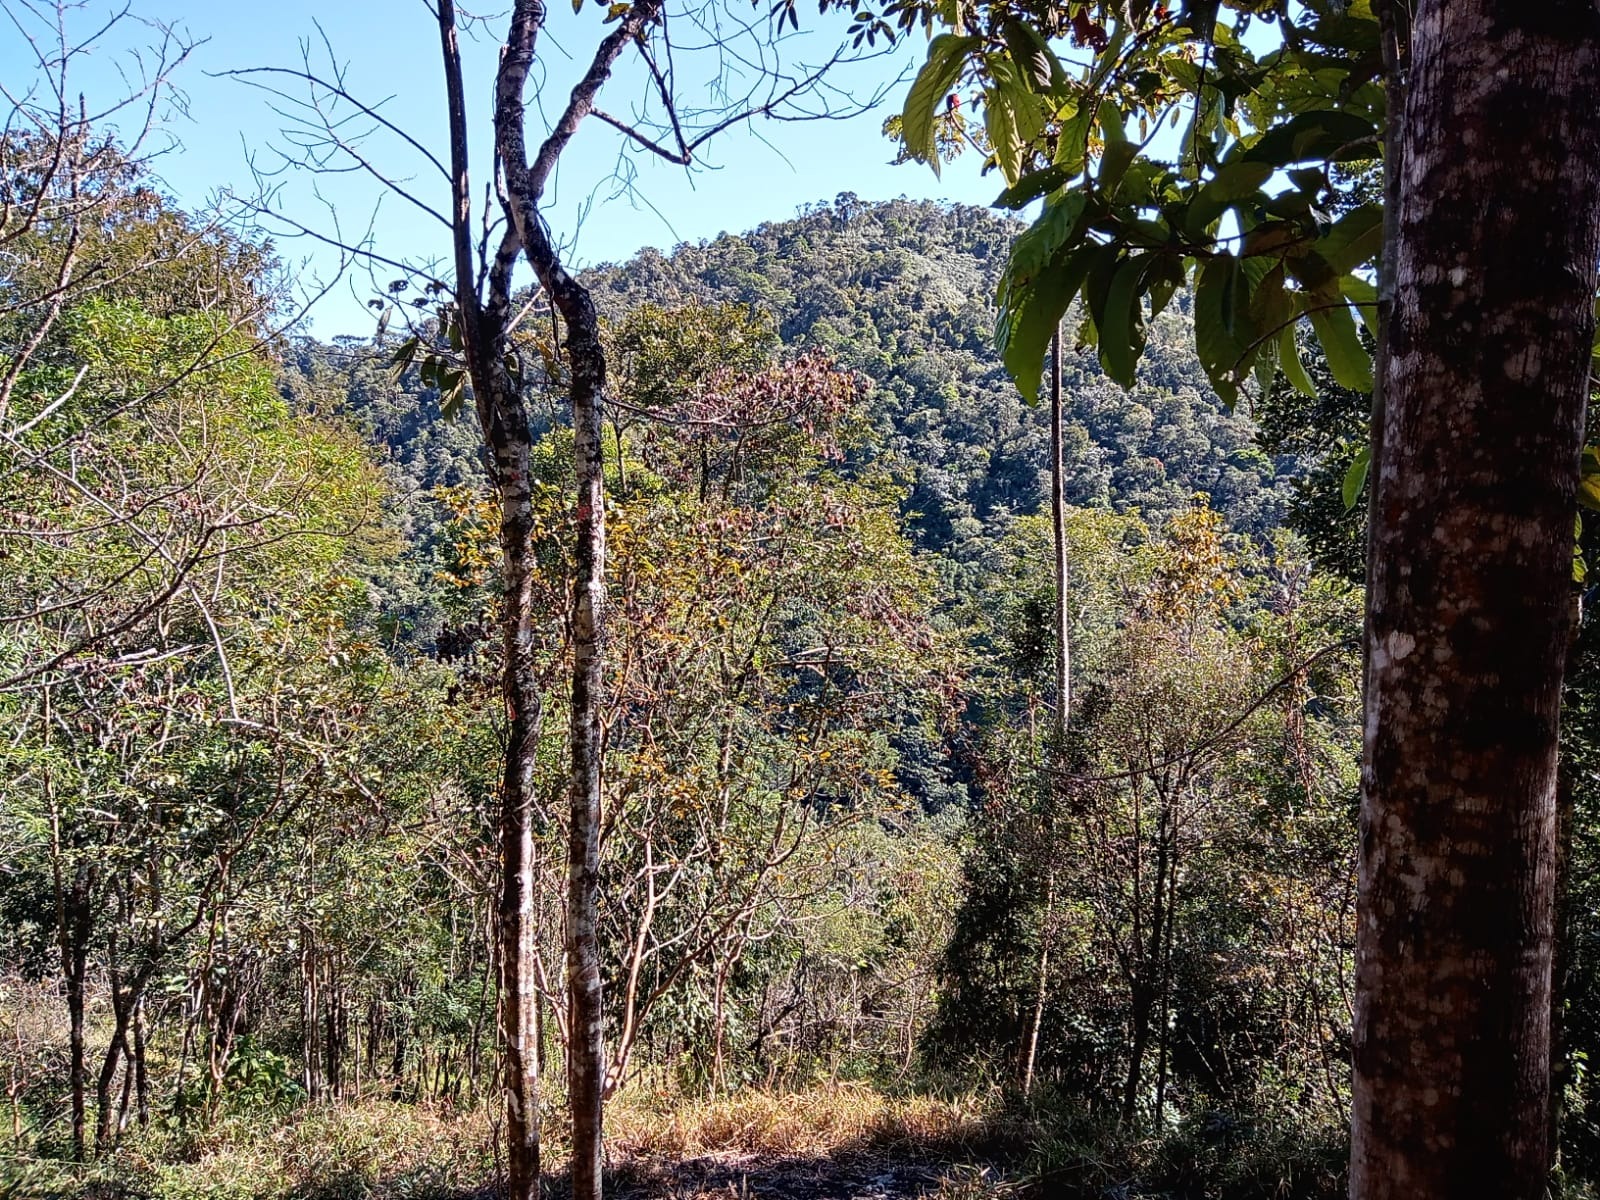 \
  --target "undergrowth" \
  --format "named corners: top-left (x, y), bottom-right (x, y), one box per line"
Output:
top-left (3, 1084), bottom-right (1352, 1200)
